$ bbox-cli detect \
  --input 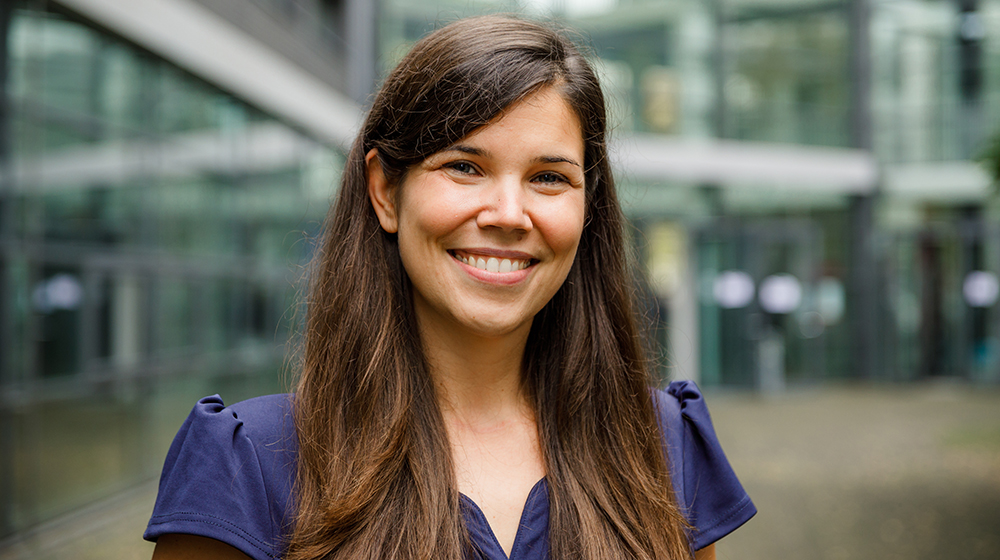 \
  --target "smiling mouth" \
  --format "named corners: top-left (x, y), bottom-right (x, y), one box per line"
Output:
top-left (450, 250), bottom-right (533, 273)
